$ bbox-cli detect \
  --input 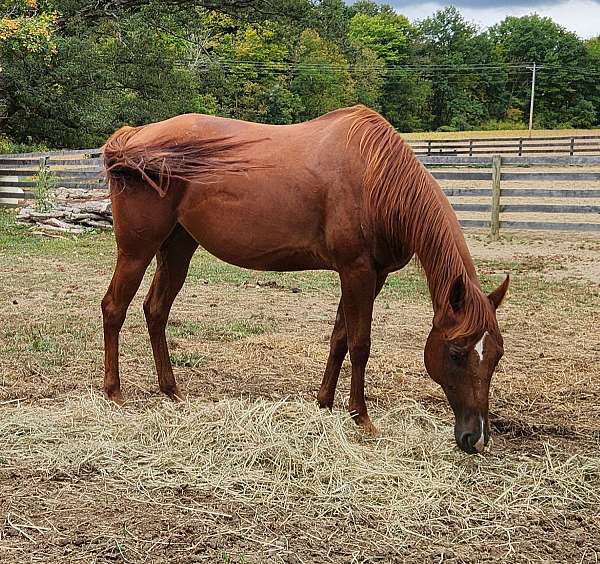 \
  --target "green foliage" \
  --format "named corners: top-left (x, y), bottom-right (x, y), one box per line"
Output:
top-left (489, 15), bottom-right (597, 128)
top-left (0, 0), bottom-right (598, 149)
top-left (0, 136), bottom-right (49, 154)
top-left (291, 29), bottom-right (354, 119)
top-left (33, 163), bottom-right (57, 212)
